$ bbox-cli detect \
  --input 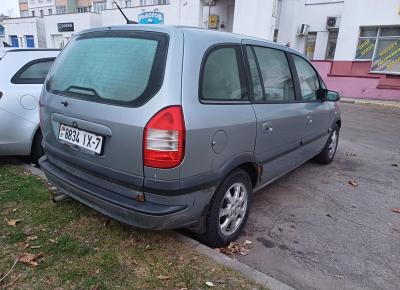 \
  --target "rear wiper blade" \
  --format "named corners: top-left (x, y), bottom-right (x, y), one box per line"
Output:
top-left (65, 85), bottom-right (100, 97)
